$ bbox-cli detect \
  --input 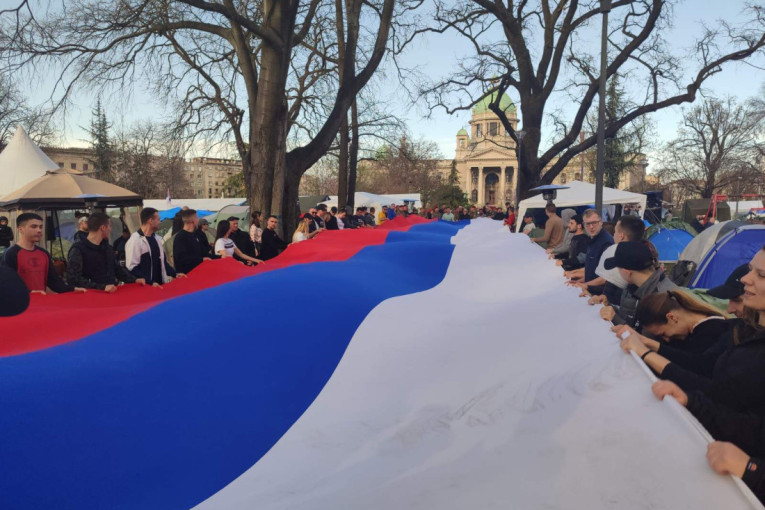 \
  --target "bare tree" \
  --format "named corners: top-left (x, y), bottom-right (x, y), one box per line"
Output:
top-left (656, 97), bottom-right (764, 198)
top-left (356, 135), bottom-right (443, 204)
top-left (112, 121), bottom-right (193, 199)
top-left (299, 155), bottom-right (338, 195)
top-left (0, 0), bottom-right (401, 233)
top-left (0, 73), bottom-right (54, 150)
top-left (411, 1), bottom-right (765, 199)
